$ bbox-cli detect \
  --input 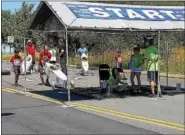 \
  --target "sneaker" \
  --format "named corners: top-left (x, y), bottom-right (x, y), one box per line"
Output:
top-left (159, 93), bottom-right (163, 98)
top-left (12, 83), bottom-right (18, 87)
top-left (149, 93), bottom-right (156, 98)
